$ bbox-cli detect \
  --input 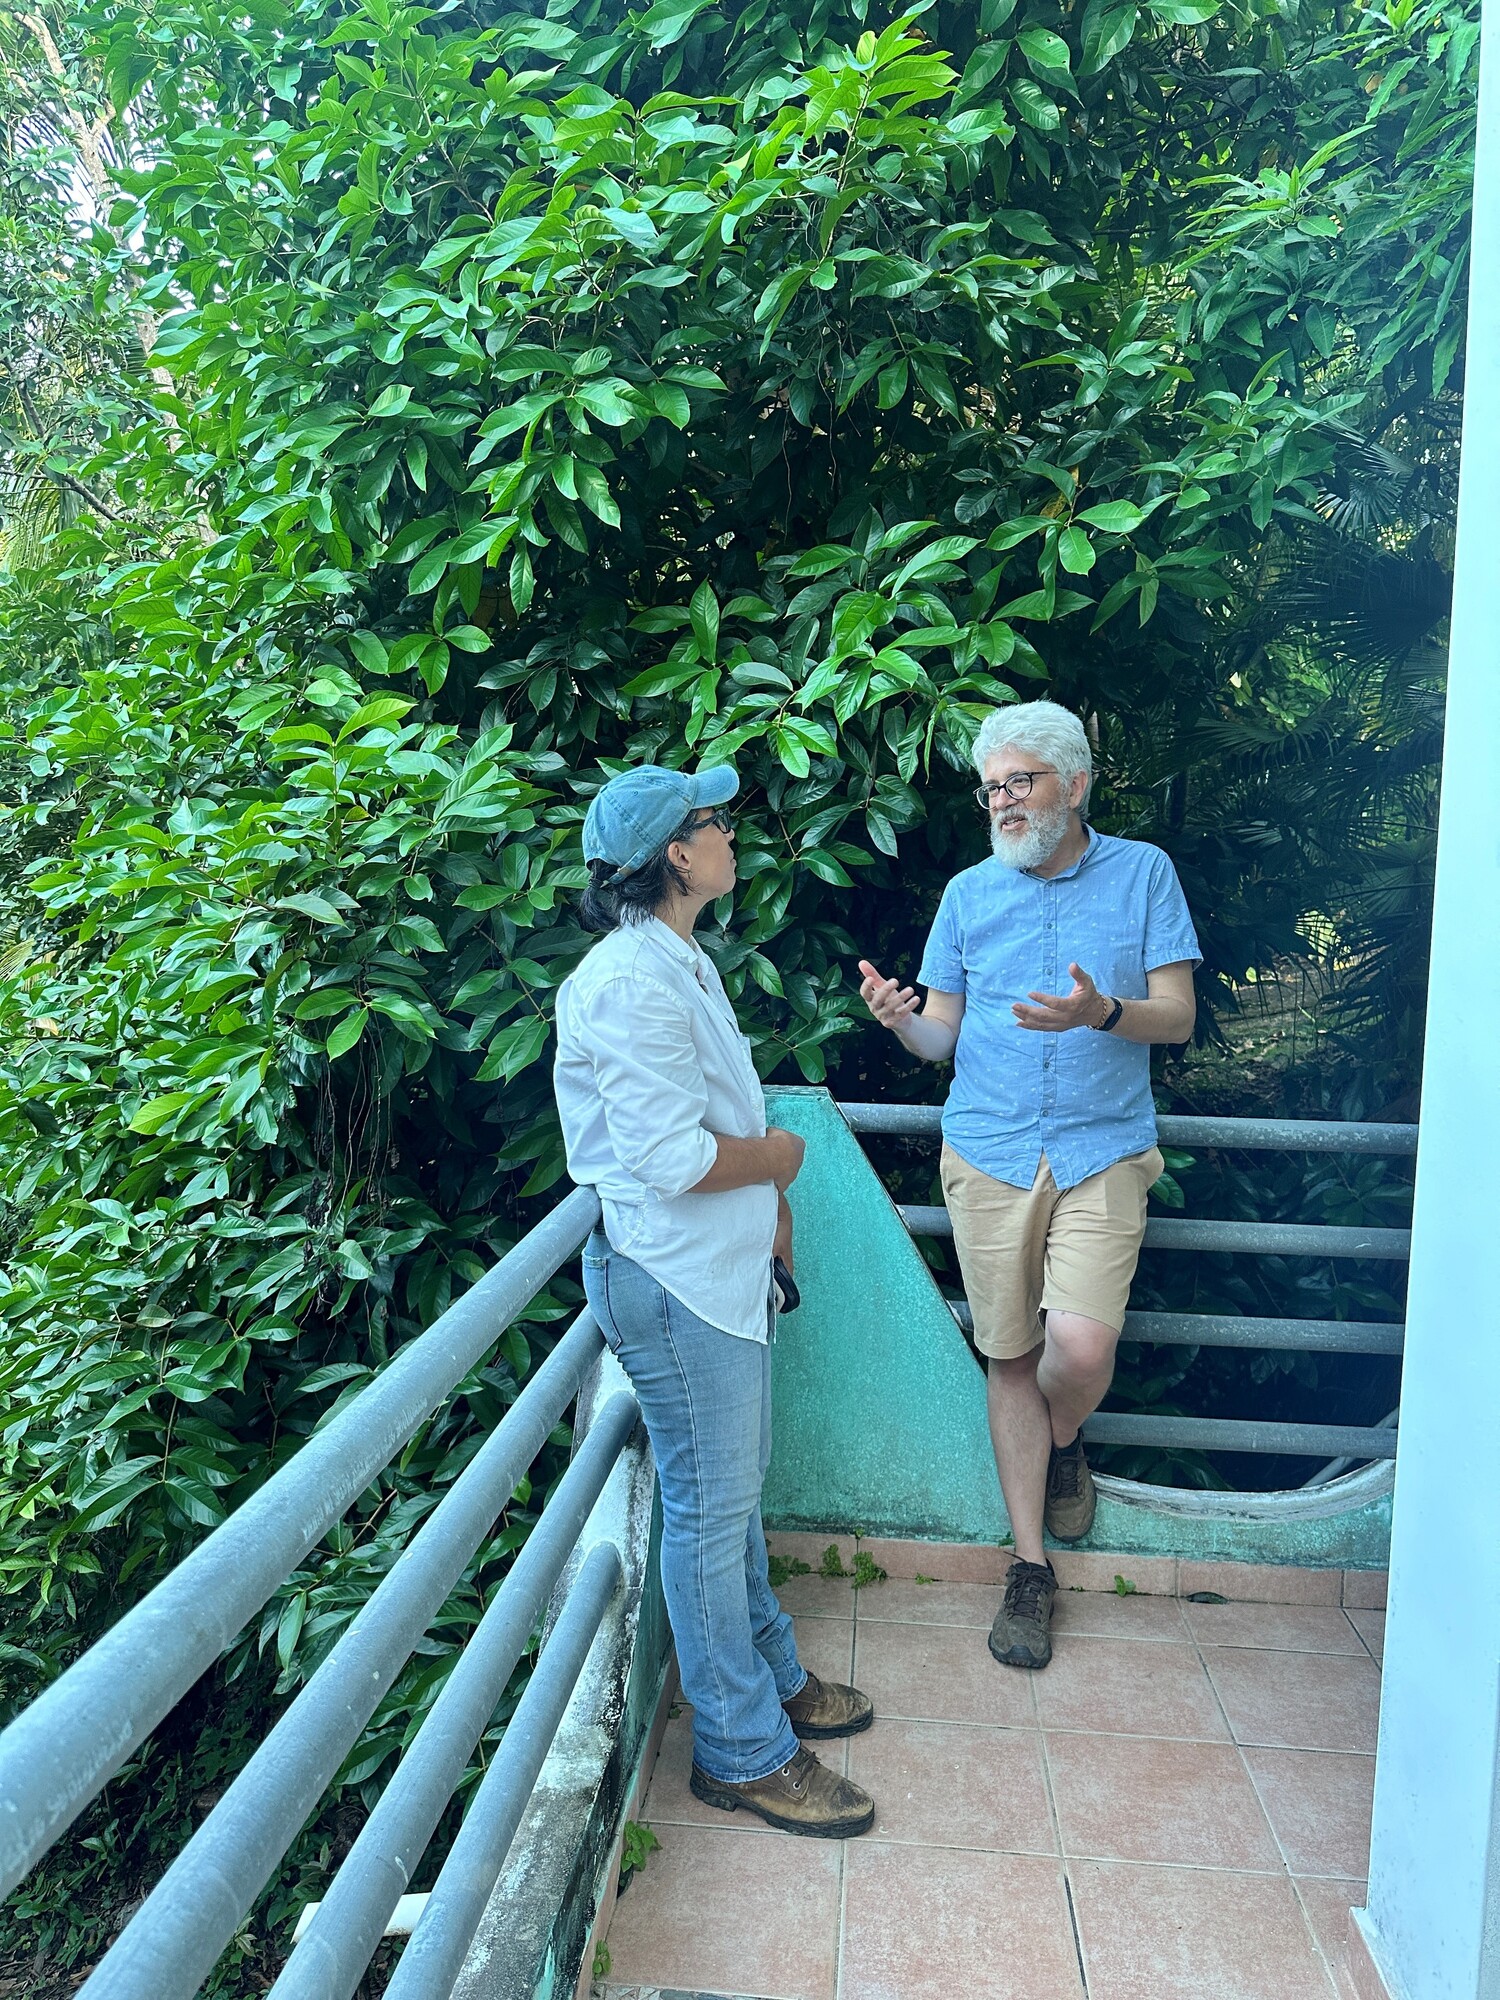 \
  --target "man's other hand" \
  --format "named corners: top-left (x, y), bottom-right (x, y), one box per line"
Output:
top-left (1013, 962), bottom-right (1107, 1033)
top-left (858, 959), bottom-right (920, 1032)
